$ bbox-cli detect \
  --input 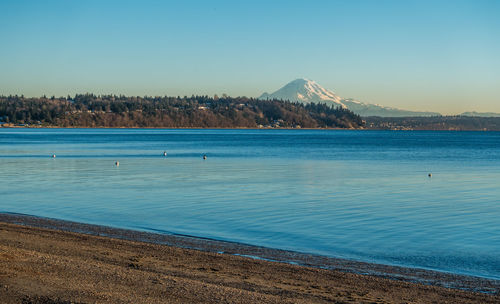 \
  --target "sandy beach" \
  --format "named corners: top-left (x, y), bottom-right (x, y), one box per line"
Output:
top-left (0, 215), bottom-right (498, 304)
